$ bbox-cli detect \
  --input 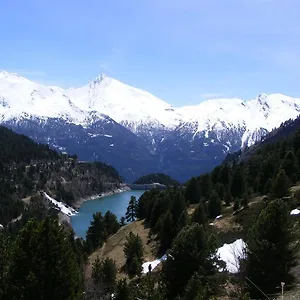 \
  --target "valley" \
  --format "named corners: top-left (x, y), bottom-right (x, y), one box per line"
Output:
top-left (1, 107), bottom-right (300, 299)
top-left (2, 1), bottom-right (300, 299)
